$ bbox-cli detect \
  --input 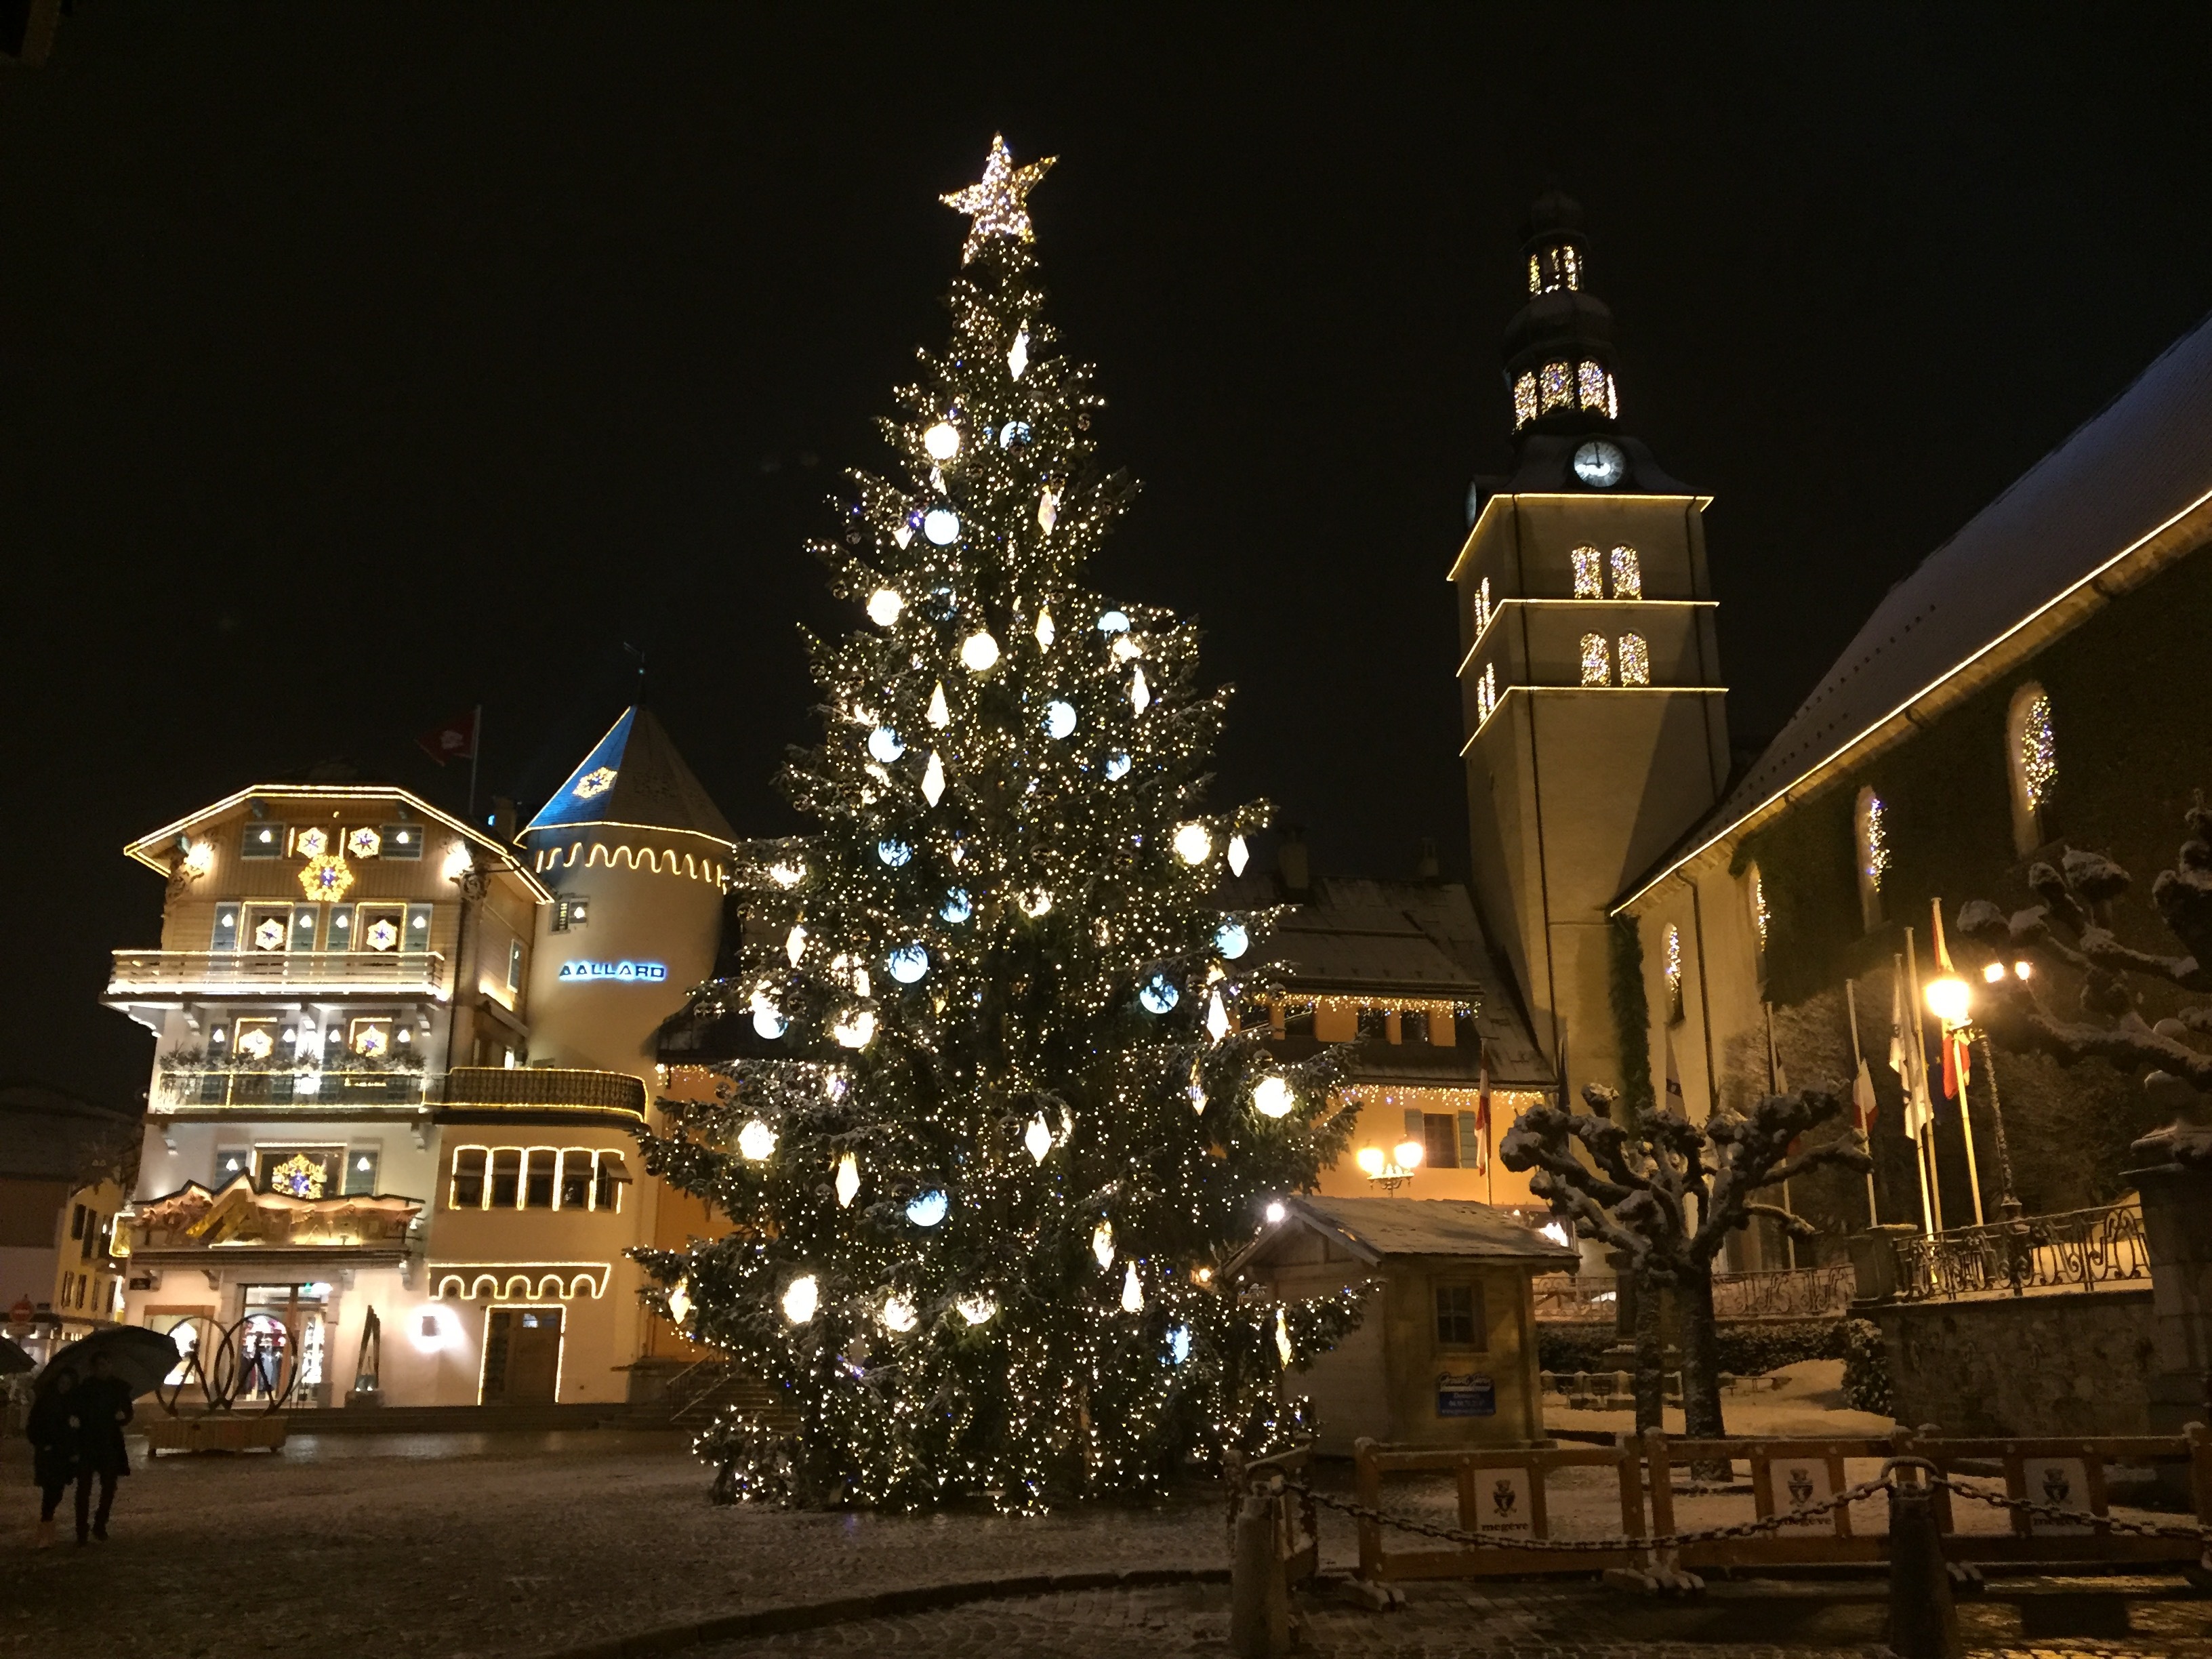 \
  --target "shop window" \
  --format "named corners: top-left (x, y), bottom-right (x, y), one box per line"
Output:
top-left (593, 1151), bottom-right (629, 1212)
top-left (2007, 682), bottom-right (2057, 855)
top-left (451, 1148), bottom-right (487, 1209)
top-left (241, 821), bottom-right (284, 859)
top-left (343, 1147), bottom-right (380, 1197)
top-left (1433, 1282), bottom-right (1486, 1349)
top-left (558, 1150), bottom-right (594, 1209)
top-left (489, 1149), bottom-right (523, 1209)
top-left (524, 1149), bottom-right (556, 1210)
